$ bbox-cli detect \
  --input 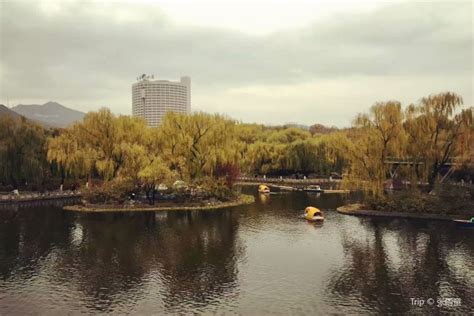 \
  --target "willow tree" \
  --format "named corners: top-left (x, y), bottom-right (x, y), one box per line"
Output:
top-left (286, 139), bottom-right (318, 176)
top-left (48, 108), bottom-right (150, 184)
top-left (0, 115), bottom-right (48, 189)
top-left (312, 133), bottom-right (352, 176)
top-left (405, 92), bottom-right (472, 189)
top-left (234, 123), bottom-right (269, 167)
top-left (47, 128), bottom-right (92, 186)
top-left (242, 125), bottom-right (350, 176)
top-left (138, 157), bottom-right (176, 204)
top-left (116, 143), bottom-right (150, 188)
top-left (236, 123), bottom-right (269, 144)
top-left (157, 112), bottom-right (241, 180)
top-left (455, 107), bottom-right (474, 165)
top-left (245, 141), bottom-right (287, 175)
top-left (267, 127), bottom-right (311, 143)
top-left (347, 101), bottom-right (404, 195)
